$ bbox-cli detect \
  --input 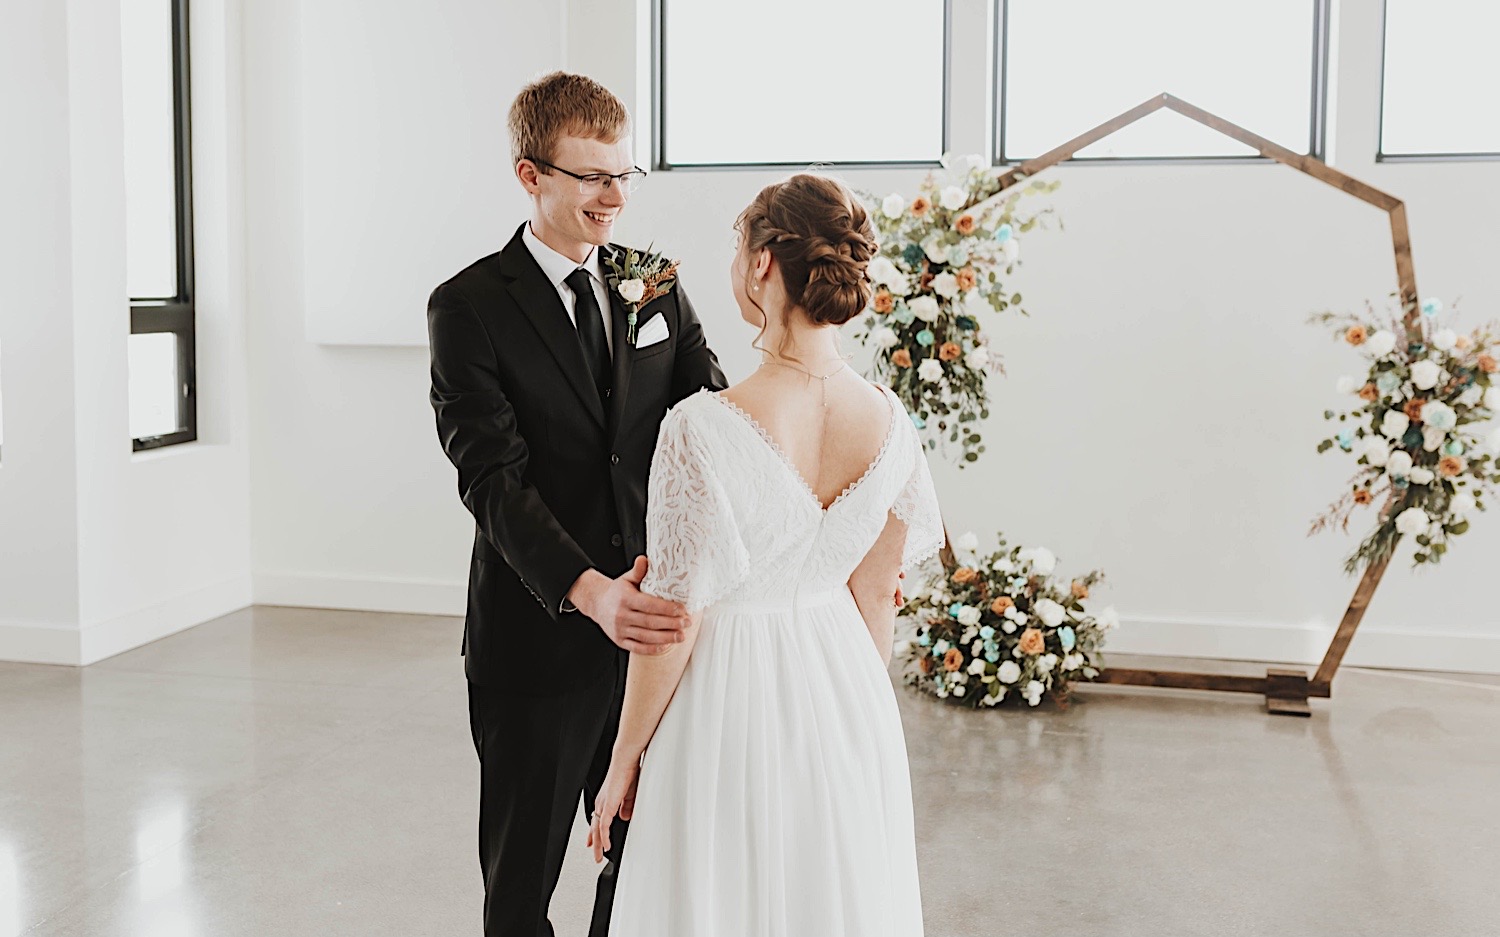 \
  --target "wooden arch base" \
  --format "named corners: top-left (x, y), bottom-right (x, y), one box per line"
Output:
top-left (984, 94), bottom-right (1420, 716)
